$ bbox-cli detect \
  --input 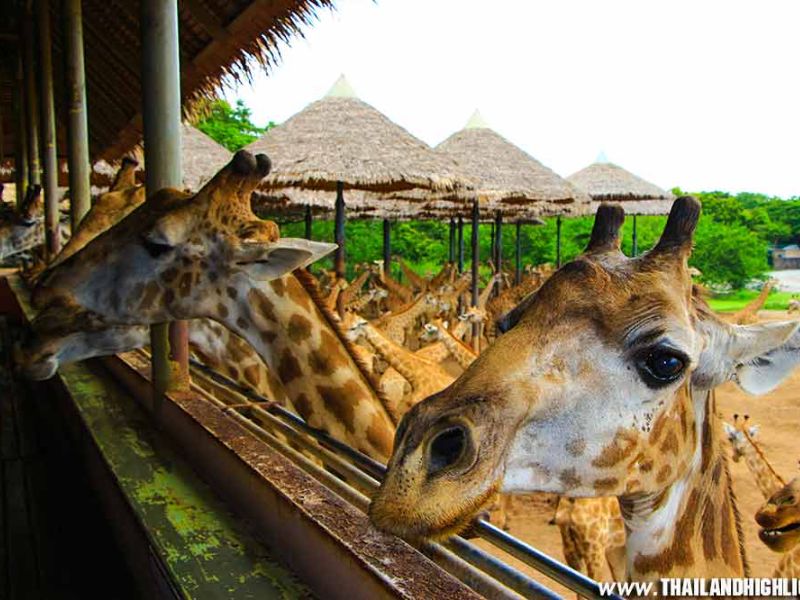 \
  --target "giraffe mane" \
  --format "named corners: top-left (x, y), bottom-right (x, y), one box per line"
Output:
top-left (724, 454), bottom-right (751, 576)
top-left (742, 428), bottom-right (786, 487)
top-left (294, 269), bottom-right (399, 426)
